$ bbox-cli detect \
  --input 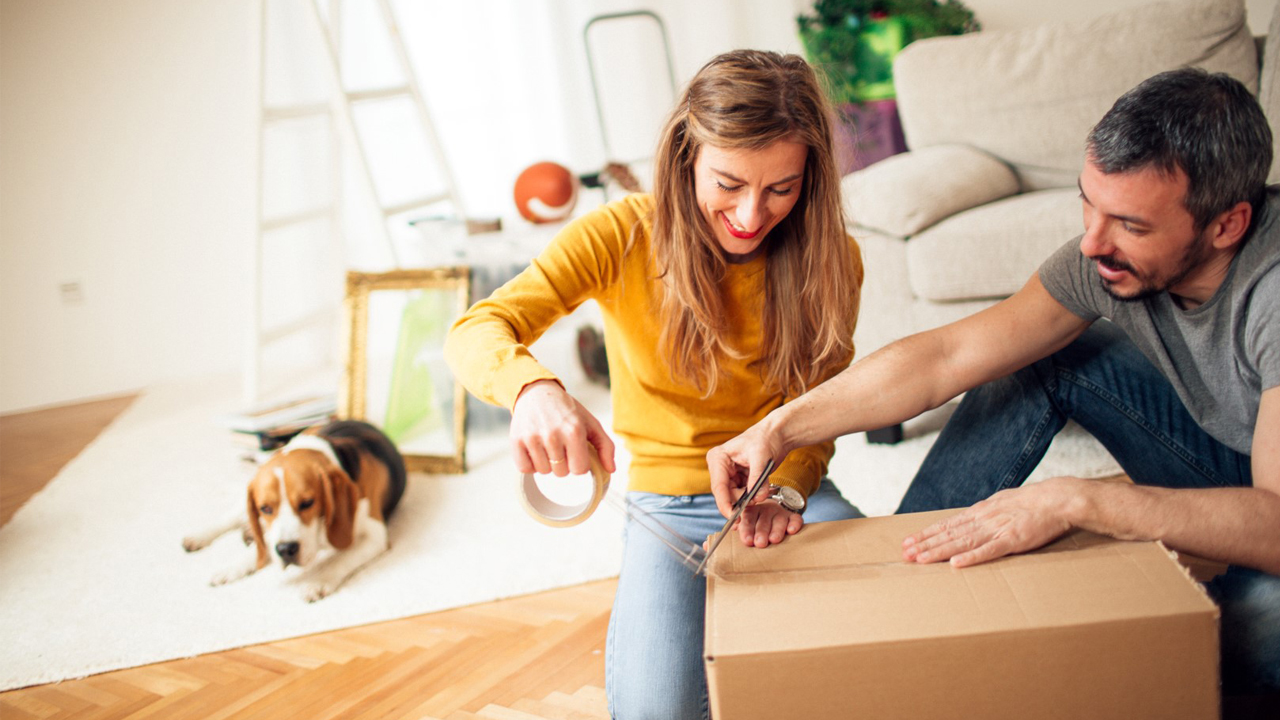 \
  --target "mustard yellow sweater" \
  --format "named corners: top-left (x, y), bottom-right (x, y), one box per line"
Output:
top-left (444, 194), bottom-right (862, 498)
